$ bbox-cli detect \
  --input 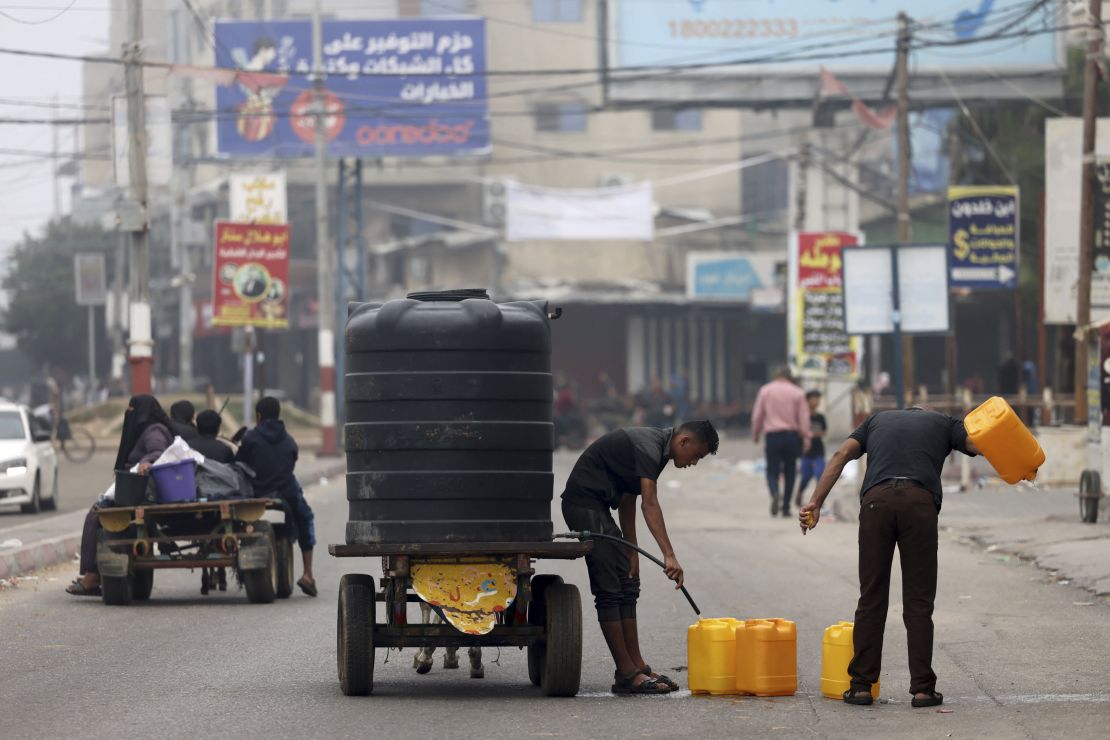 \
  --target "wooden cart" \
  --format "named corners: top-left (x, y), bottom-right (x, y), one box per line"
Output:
top-left (329, 541), bottom-right (592, 697)
top-left (96, 498), bottom-right (294, 606)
